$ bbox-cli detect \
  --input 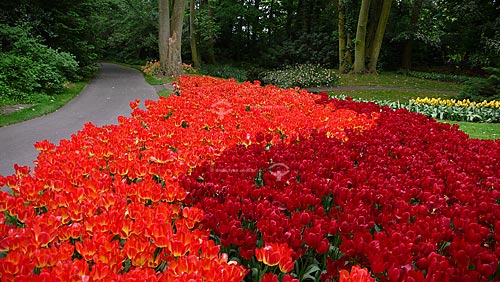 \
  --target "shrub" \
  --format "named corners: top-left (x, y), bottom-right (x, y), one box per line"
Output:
top-left (459, 67), bottom-right (500, 102)
top-left (199, 64), bottom-right (248, 81)
top-left (0, 24), bottom-right (79, 99)
top-left (262, 64), bottom-right (339, 88)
